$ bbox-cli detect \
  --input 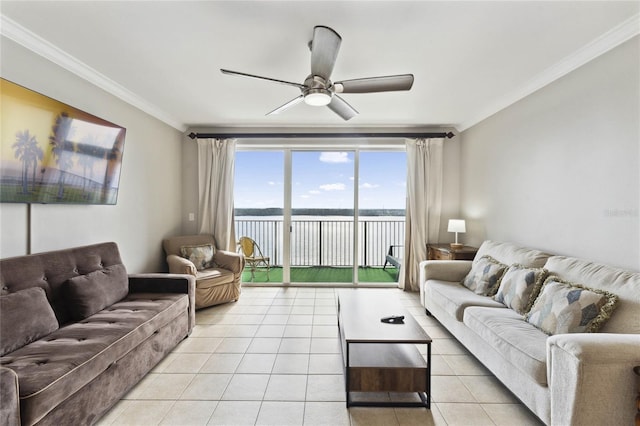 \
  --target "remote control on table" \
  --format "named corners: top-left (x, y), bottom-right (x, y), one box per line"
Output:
top-left (380, 315), bottom-right (405, 324)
